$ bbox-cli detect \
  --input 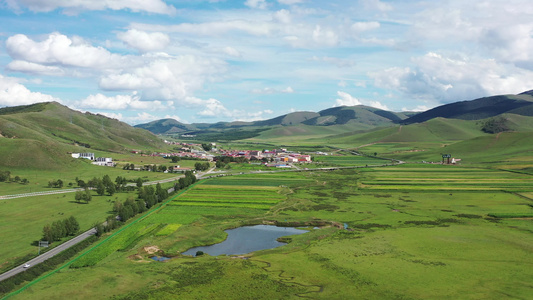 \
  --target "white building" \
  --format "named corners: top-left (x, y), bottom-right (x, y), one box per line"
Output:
top-left (71, 153), bottom-right (95, 160)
